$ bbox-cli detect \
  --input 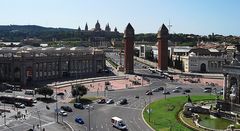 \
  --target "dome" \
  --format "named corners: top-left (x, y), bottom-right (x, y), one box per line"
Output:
top-left (94, 20), bottom-right (101, 31)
